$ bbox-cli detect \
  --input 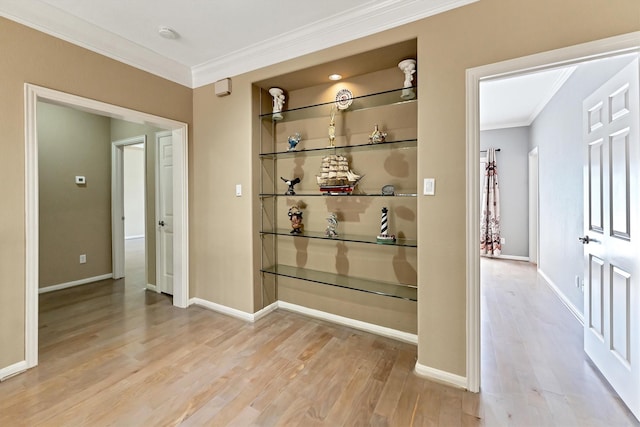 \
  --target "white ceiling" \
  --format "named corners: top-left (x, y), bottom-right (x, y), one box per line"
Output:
top-left (0, 0), bottom-right (584, 128)
top-left (0, 0), bottom-right (478, 88)
top-left (480, 66), bottom-right (576, 131)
